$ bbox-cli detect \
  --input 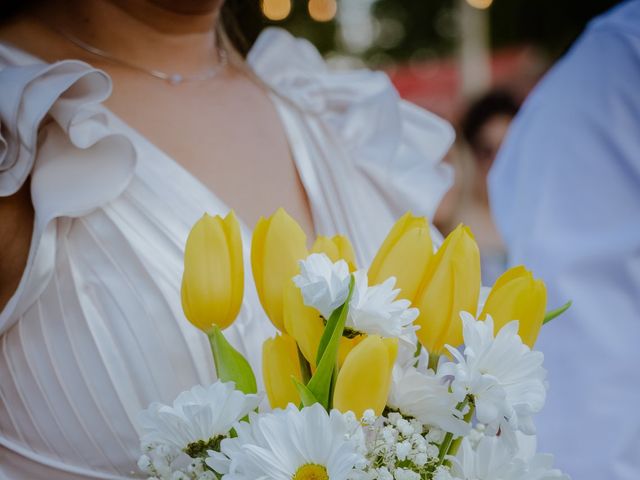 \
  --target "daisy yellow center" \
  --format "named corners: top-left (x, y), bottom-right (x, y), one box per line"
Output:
top-left (292, 463), bottom-right (329, 480)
